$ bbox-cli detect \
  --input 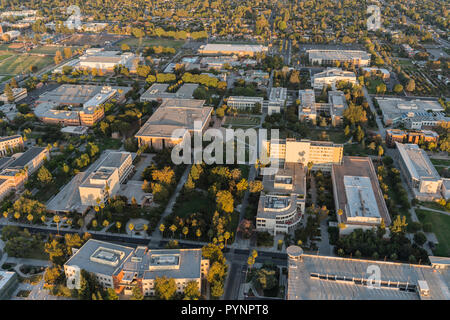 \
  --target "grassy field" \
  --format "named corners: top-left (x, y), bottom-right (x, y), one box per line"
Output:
top-left (306, 128), bottom-right (349, 144)
top-left (0, 54), bottom-right (53, 75)
top-left (224, 115), bottom-right (260, 126)
top-left (431, 158), bottom-right (450, 167)
top-left (29, 46), bottom-right (79, 55)
top-left (416, 209), bottom-right (450, 257)
top-left (118, 38), bottom-right (185, 49)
